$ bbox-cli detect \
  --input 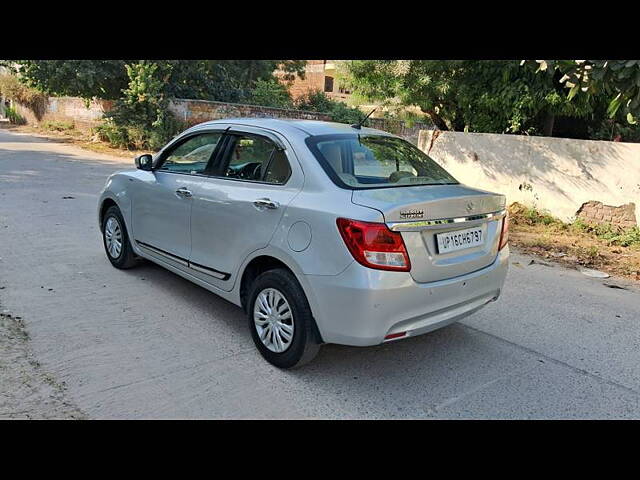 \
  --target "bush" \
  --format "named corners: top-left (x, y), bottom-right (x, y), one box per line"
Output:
top-left (95, 120), bottom-right (133, 149)
top-left (98, 62), bottom-right (185, 150)
top-left (379, 108), bottom-right (429, 128)
top-left (615, 227), bottom-right (640, 247)
top-left (295, 91), bottom-right (364, 125)
top-left (41, 120), bottom-right (74, 131)
top-left (295, 91), bottom-right (335, 113)
top-left (571, 217), bottom-right (589, 233)
top-left (5, 106), bottom-right (26, 125)
top-left (249, 79), bottom-right (294, 109)
top-left (328, 101), bottom-right (367, 125)
top-left (97, 111), bottom-right (184, 151)
top-left (571, 219), bottom-right (640, 247)
top-left (509, 202), bottom-right (640, 249)
top-left (588, 117), bottom-right (640, 143)
top-left (508, 202), bottom-right (560, 226)
top-left (0, 74), bottom-right (46, 111)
